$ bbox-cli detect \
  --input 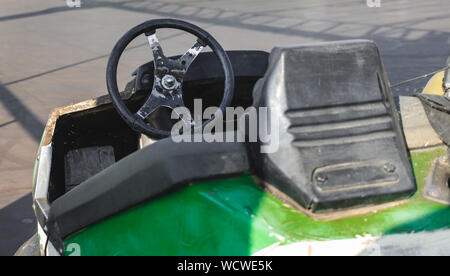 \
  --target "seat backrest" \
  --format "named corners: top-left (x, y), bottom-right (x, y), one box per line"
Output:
top-left (252, 40), bottom-right (416, 213)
